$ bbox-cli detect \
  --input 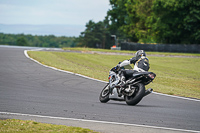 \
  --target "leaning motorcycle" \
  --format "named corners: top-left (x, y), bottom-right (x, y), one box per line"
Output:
top-left (99, 64), bottom-right (156, 106)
